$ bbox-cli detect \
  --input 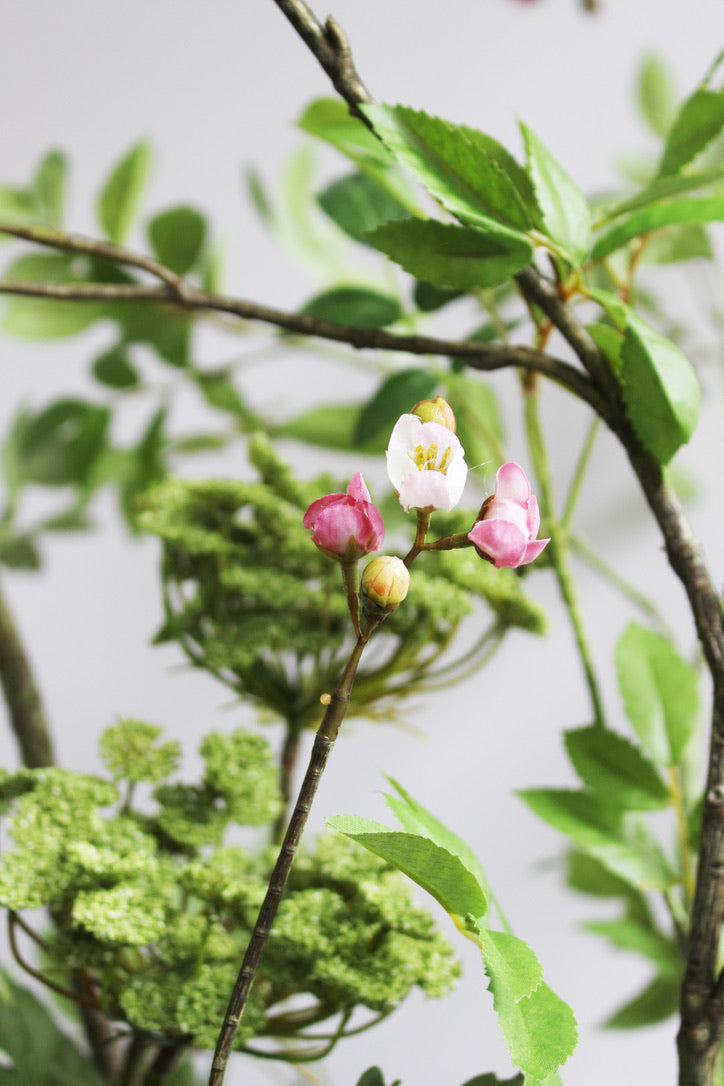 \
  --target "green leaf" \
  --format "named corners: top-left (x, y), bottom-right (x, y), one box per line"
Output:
top-left (193, 369), bottom-right (253, 422)
top-left (658, 88), bottom-right (724, 177)
top-left (11, 399), bottom-right (111, 489)
top-left (583, 915), bottom-right (681, 976)
top-left (640, 222), bottom-right (713, 265)
top-left (92, 346), bottom-right (139, 389)
top-left (147, 205), bottom-right (207, 276)
top-left (244, 165), bottom-right (274, 225)
top-left (33, 150), bottom-right (67, 227)
top-left (354, 368), bottom-right (437, 446)
top-left (444, 373), bottom-right (505, 469)
top-left (478, 929), bottom-right (543, 1002)
top-left (97, 140), bottom-right (152, 244)
top-left (565, 850), bottom-right (646, 900)
top-left (1, 253), bottom-right (102, 339)
top-left (519, 789), bottom-right (676, 890)
top-left (328, 814), bottom-right (488, 922)
top-left (355, 1071), bottom-right (386, 1086)
top-left (591, 196), bottom-right (724, 261)
top-left (486, 977), bottom-right (578, 1081)
top-left (520, 122), bottom-right (591, 263)
top-left (0, 967), bottom-right (105, 1085)
top-left (274, 402), bottom-right (363, 452)
top-left (120, 407), bottom-right (168, 527)
top-left (459, 1076), bottom-right (523, 1086)
top-left (368, 219), bottom-right (533, 290)
top-left (317, 171), bottom-right (409, 243)
top-left (413, 280), bottom-right (465, 312)
top-left (0, 533), bottom-right (41, 571)
top-left (299, 98), bottom-right (397, 171)
top-left (615, 623), bottom-right (699, 765)
top-left (637, 55), bottom-right (678, 139)
top-left (112, 300), bottom-right (191, 367)
top-left (604, 974), bottom-right (680, 1029)
top-left (362, 104), bottom-right (535, 232)
top-left (300, 286), bottom-right (403, 329)
top-left (563, 724), bottom-right (670, 810)
top-left (600, 162), bottom-right (724, 224)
